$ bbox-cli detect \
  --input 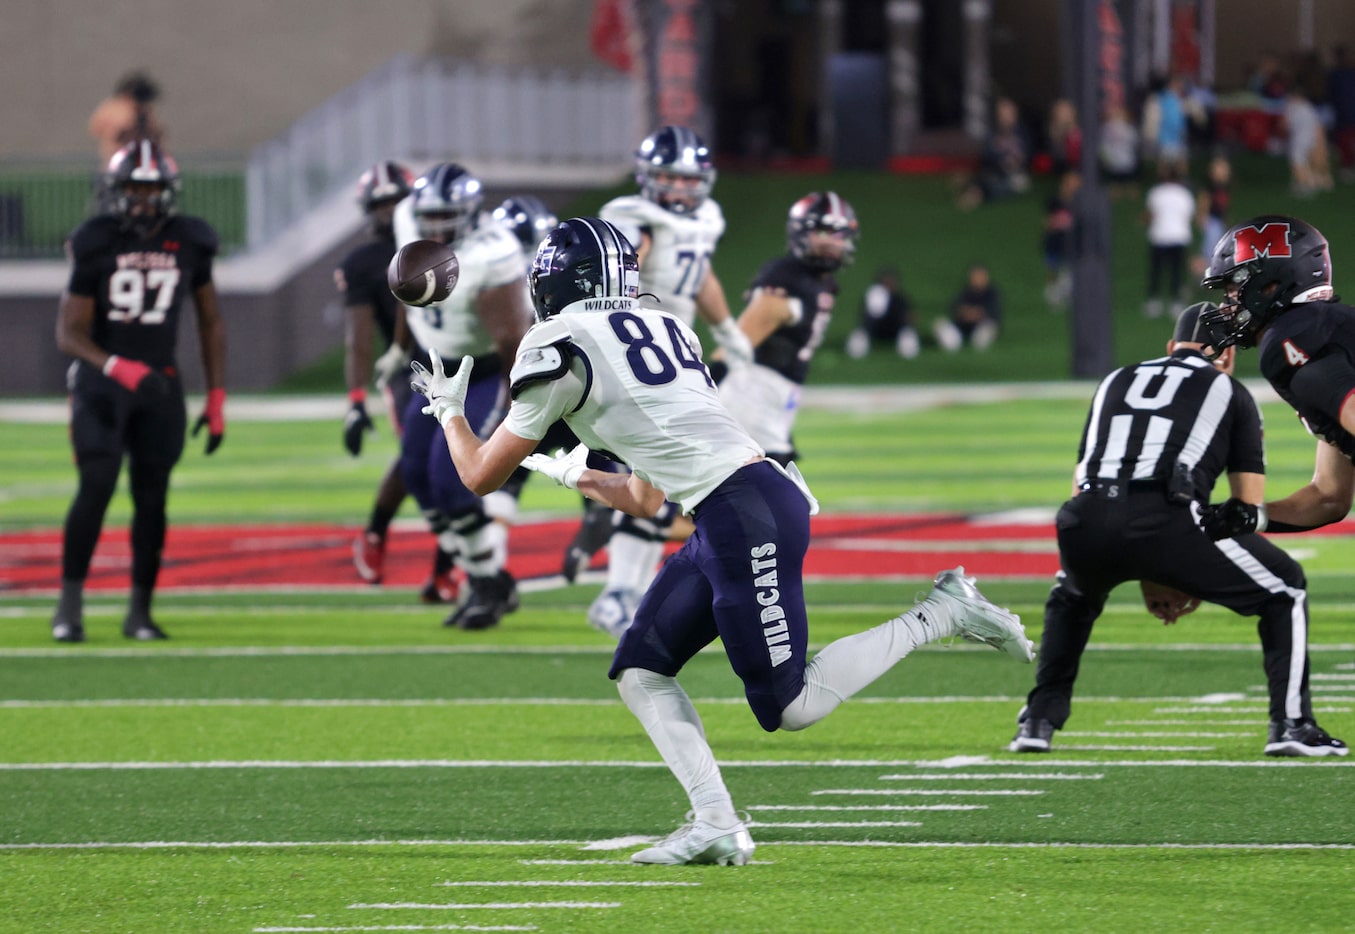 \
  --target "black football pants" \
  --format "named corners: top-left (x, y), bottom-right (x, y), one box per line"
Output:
top-left (1025, 487), bottom-right (1311, 727)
